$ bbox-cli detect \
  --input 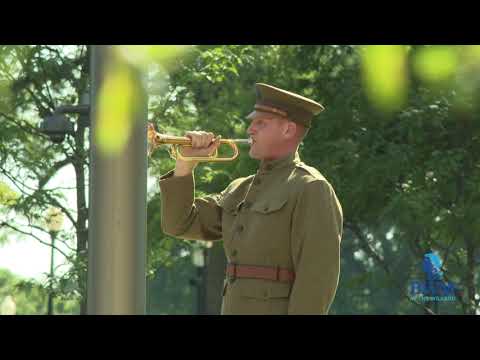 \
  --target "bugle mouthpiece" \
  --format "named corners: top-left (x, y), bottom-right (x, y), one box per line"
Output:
top-left (231, 139), bottom-right (252, 145)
